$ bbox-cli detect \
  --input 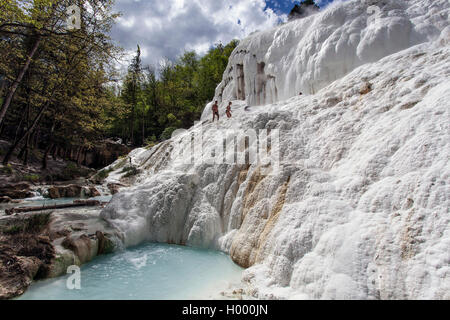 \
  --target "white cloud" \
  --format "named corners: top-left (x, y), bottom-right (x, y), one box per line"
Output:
top-left (117, 16), bottom-right (135, 28)
top-left (112, 0), bottom-right (286, 69)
